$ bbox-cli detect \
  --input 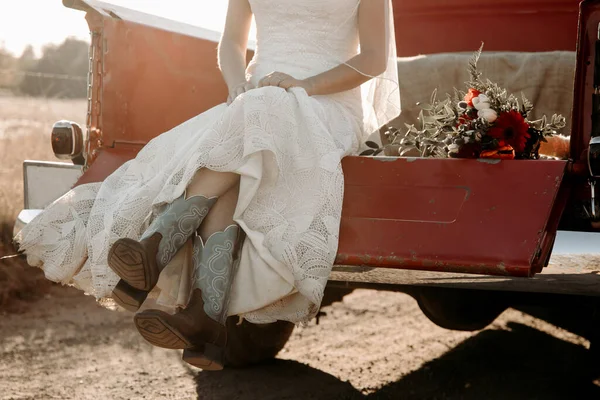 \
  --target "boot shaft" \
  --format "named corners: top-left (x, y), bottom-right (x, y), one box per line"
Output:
top-left (142, 194), bottom-right (218, 269)
top-left (192, 224), bottom-right (244, 325)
